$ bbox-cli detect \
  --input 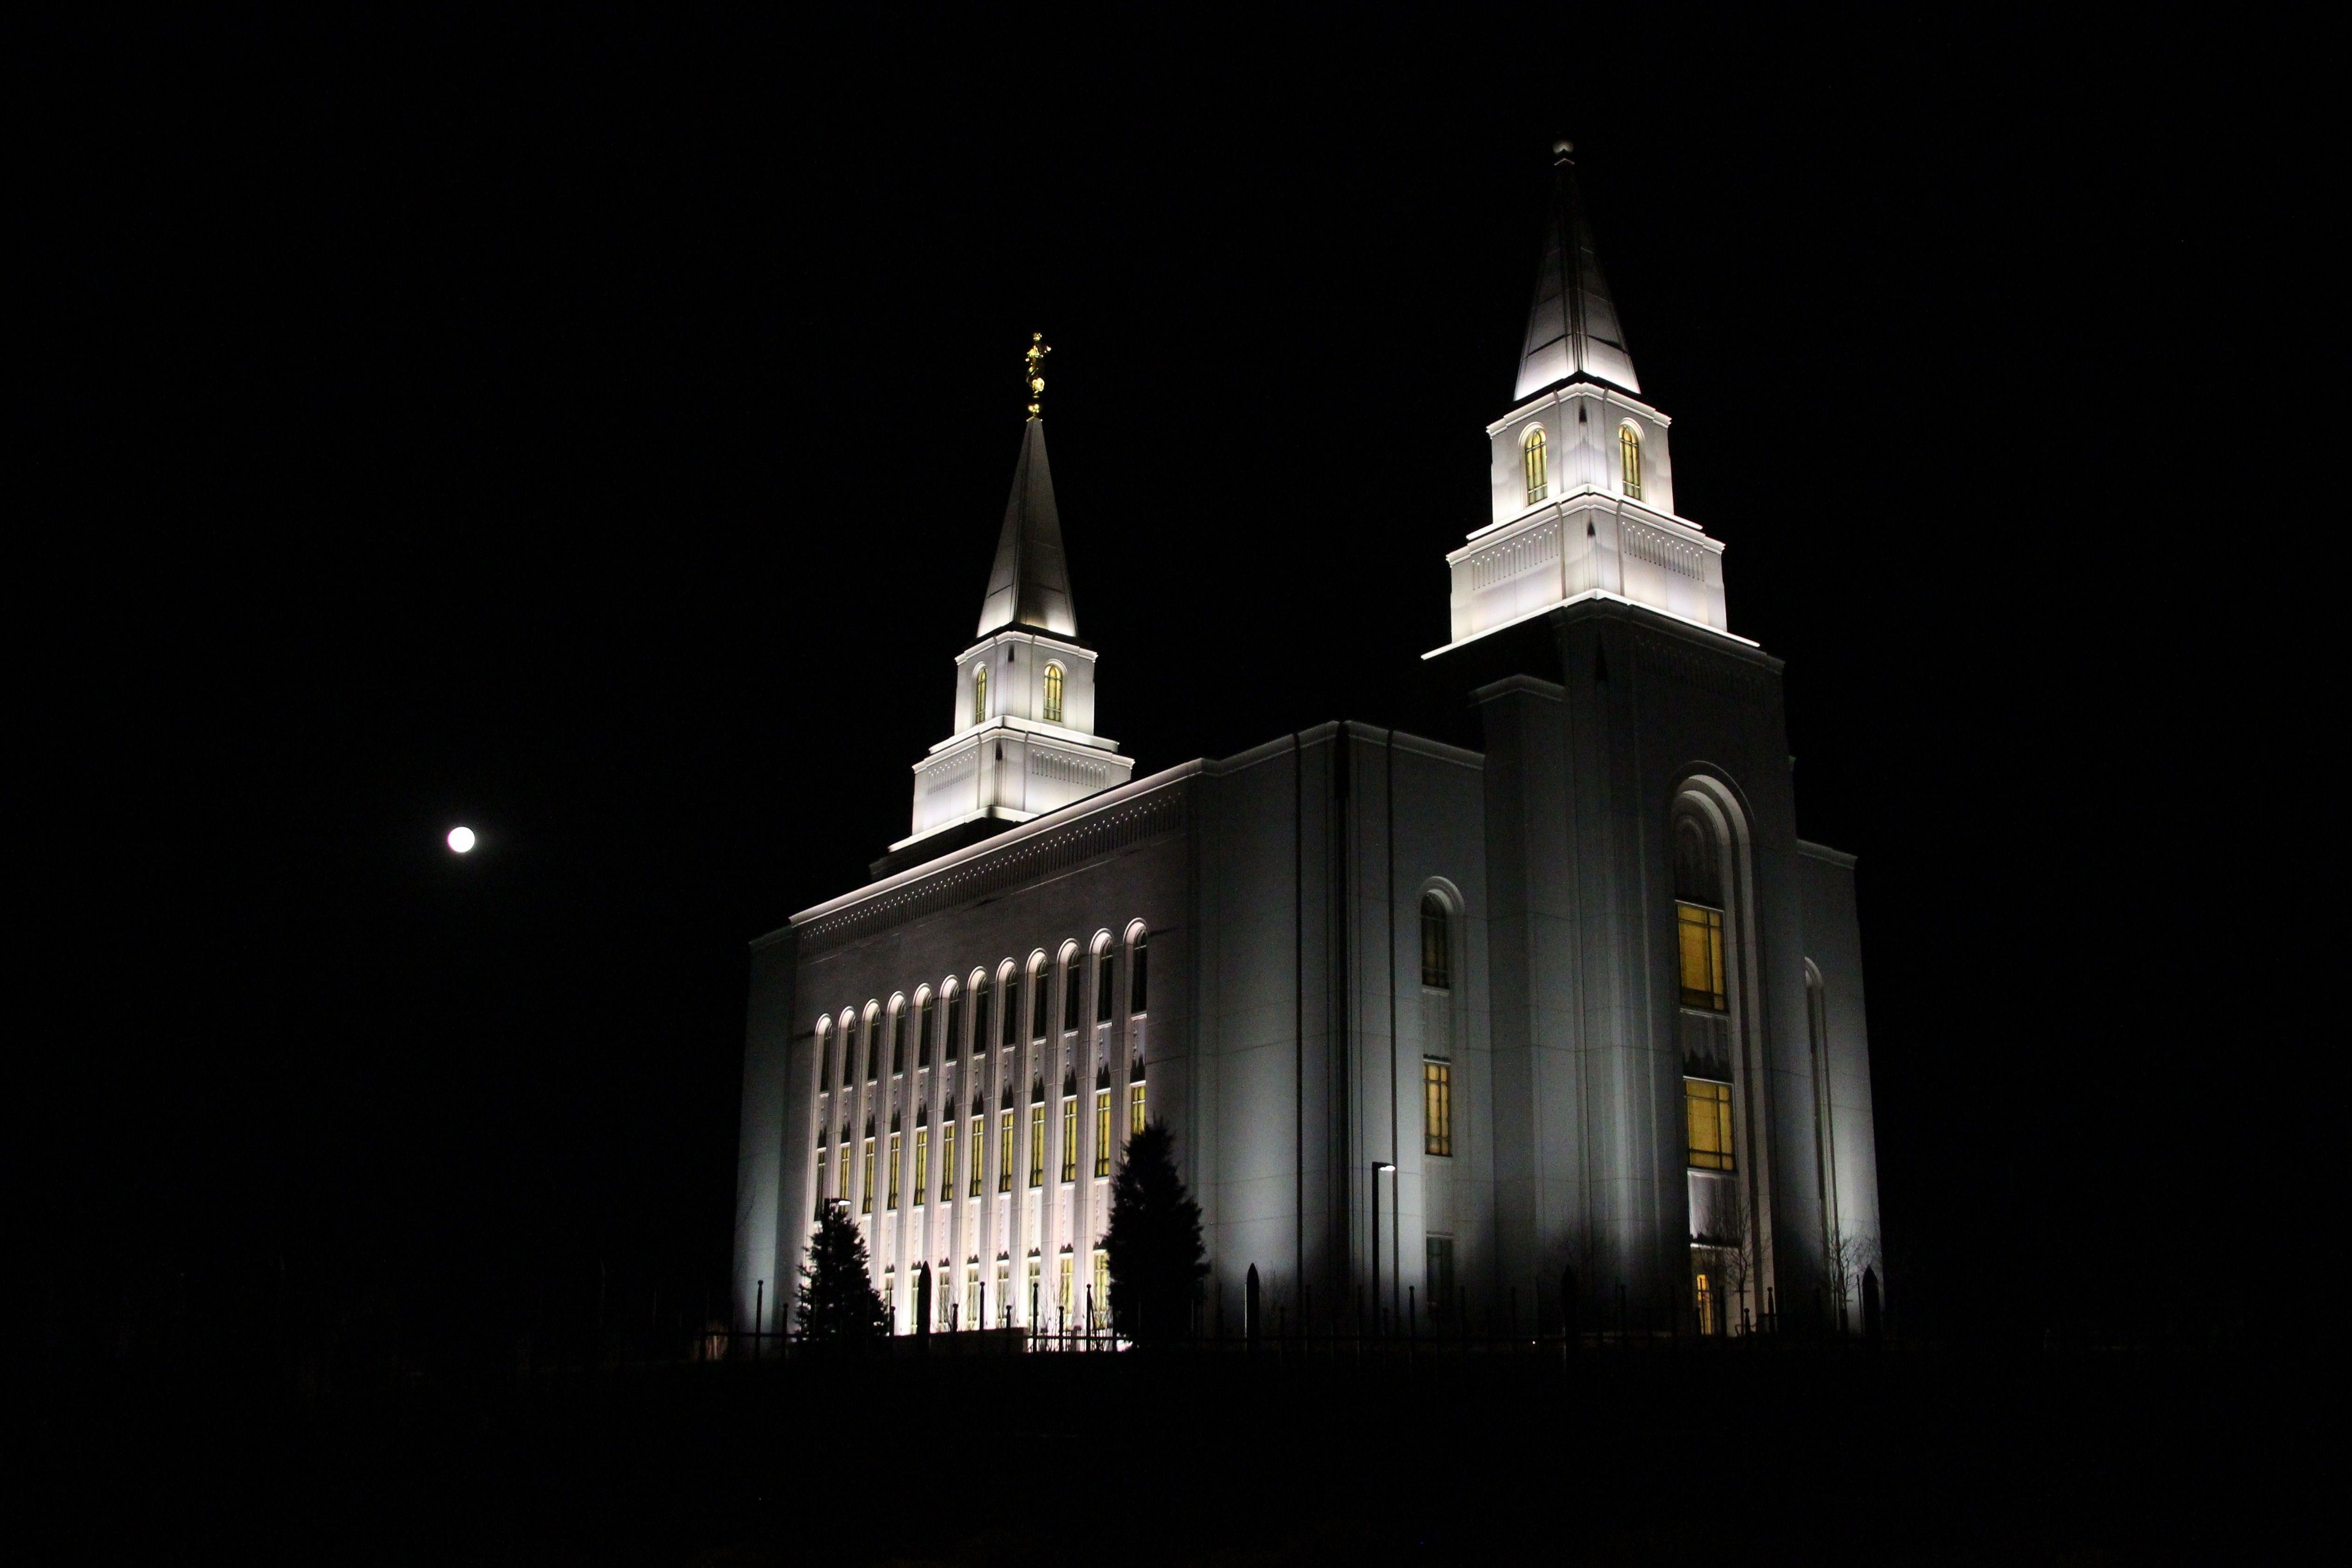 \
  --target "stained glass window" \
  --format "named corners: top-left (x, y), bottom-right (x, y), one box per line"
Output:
top-left (1685, 1078), bottom-right (1734, 1171)
top-left (1523, 425), bottom-right (1548, 503)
